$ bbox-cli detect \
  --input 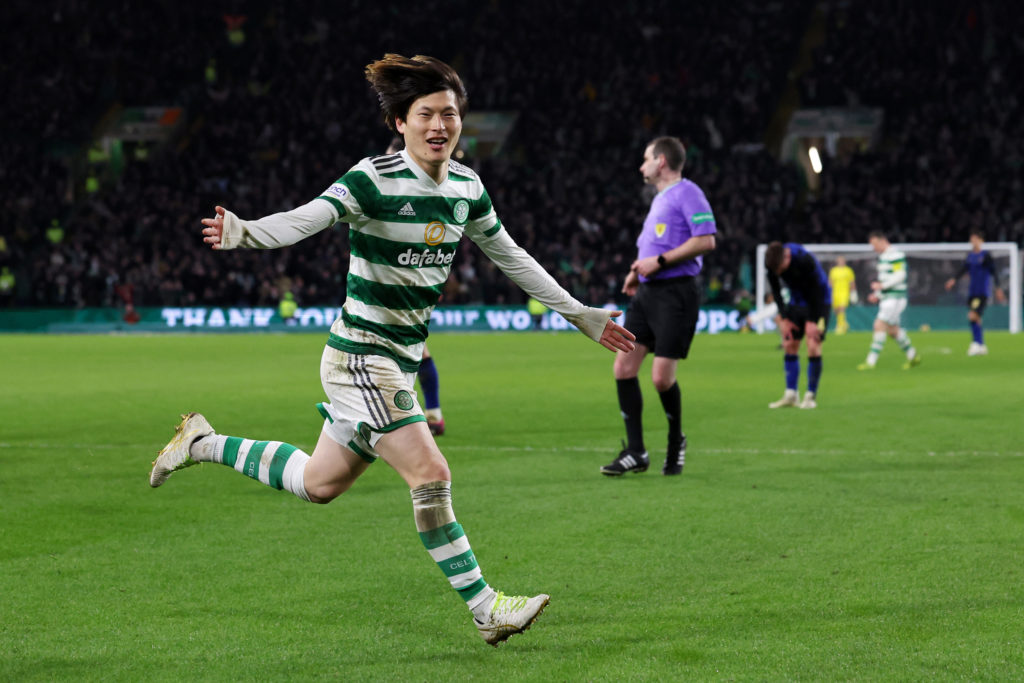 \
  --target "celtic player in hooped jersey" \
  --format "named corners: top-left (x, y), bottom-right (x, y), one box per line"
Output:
top-left (149, 54), bottom-right (636, 646)
top-left (859, 231), bottom-right (920, 370)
